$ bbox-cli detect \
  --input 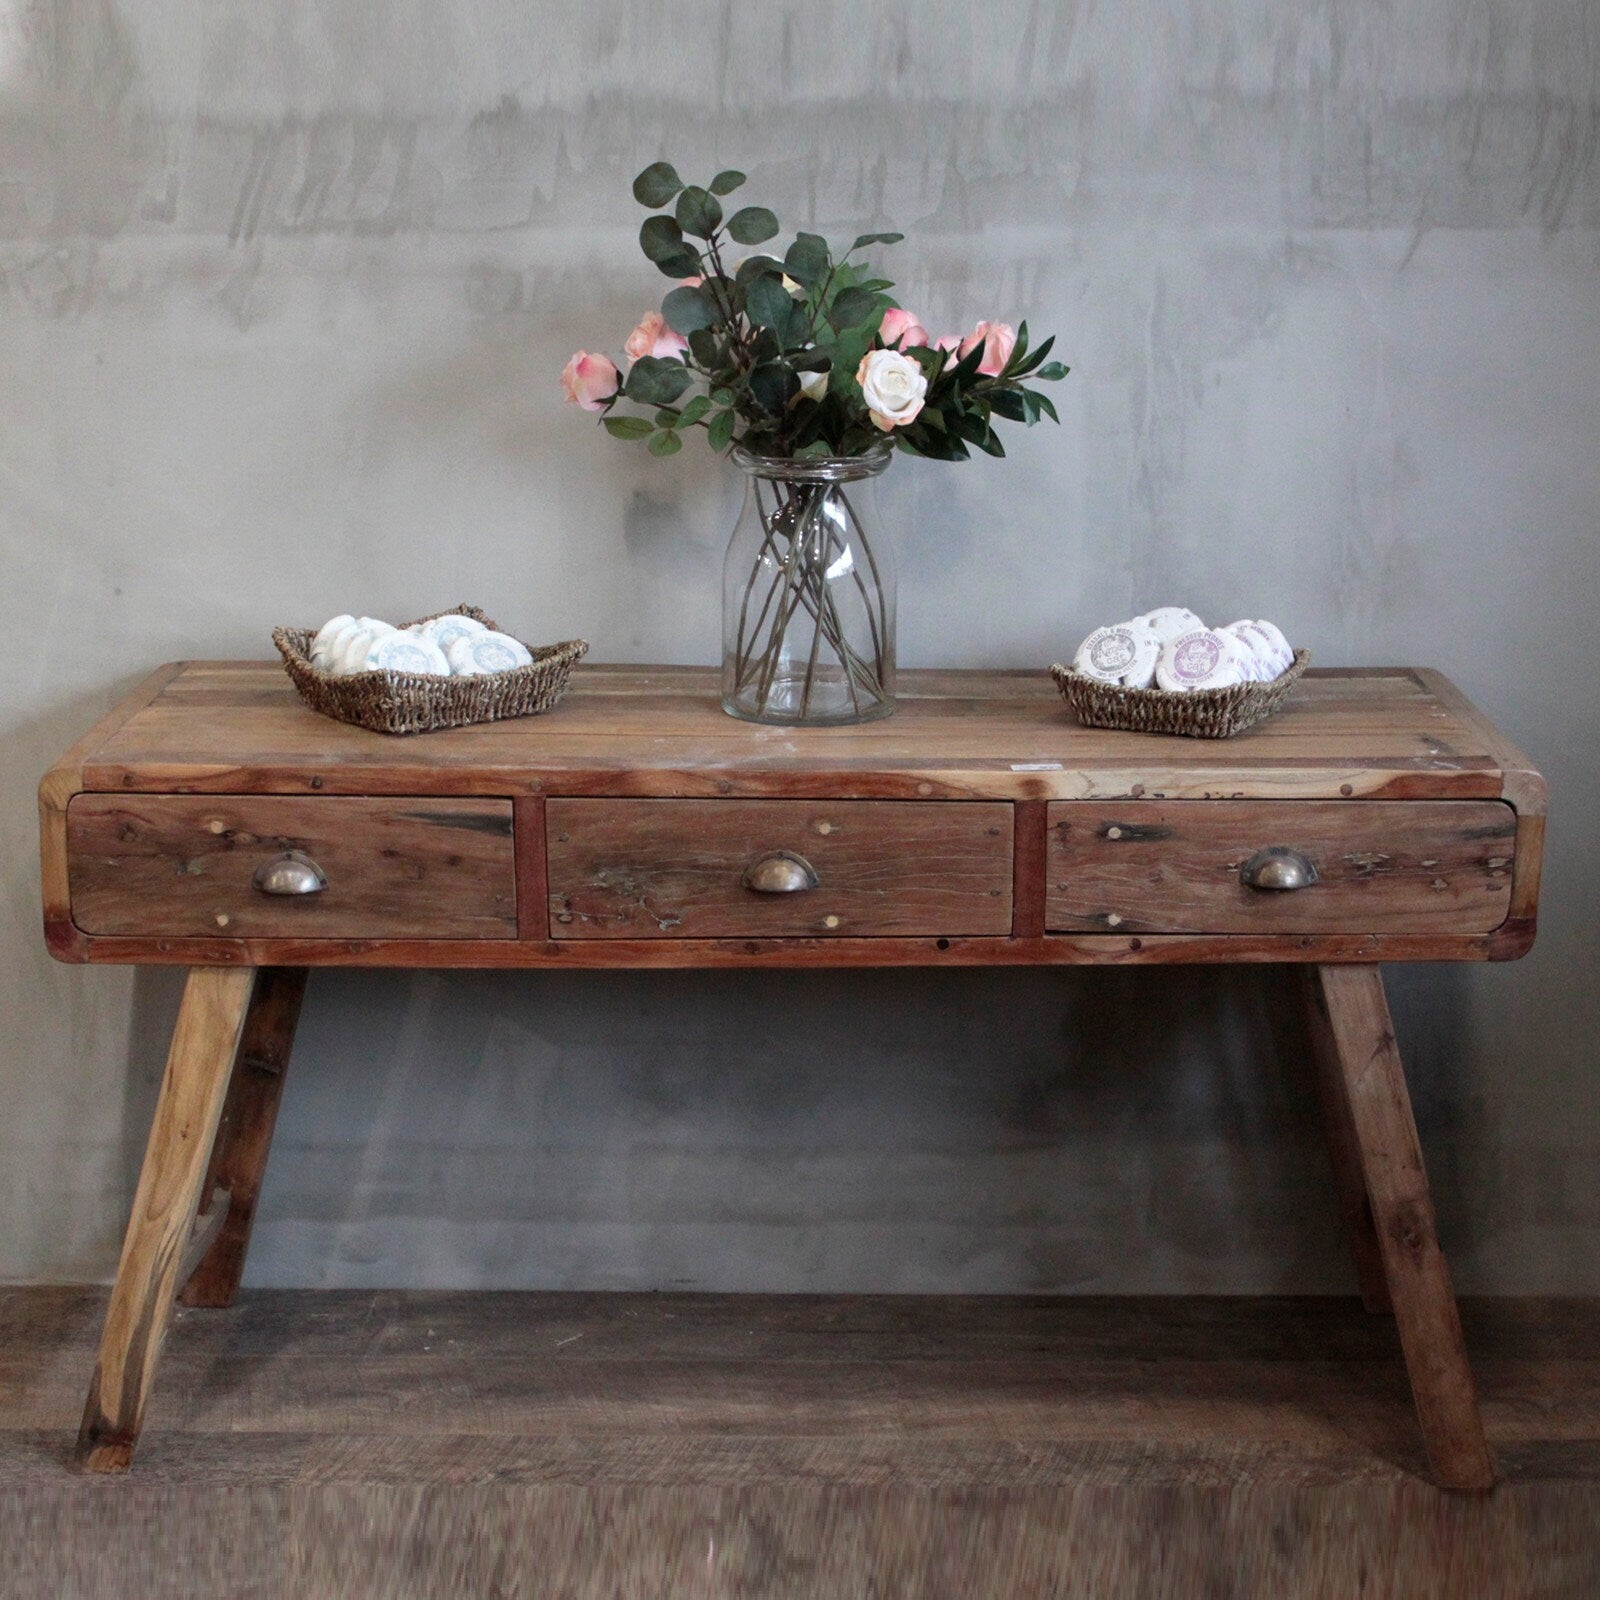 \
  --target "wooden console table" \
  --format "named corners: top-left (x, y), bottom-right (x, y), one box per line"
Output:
top-left (39, 663), bottom-right (1545, 1485)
